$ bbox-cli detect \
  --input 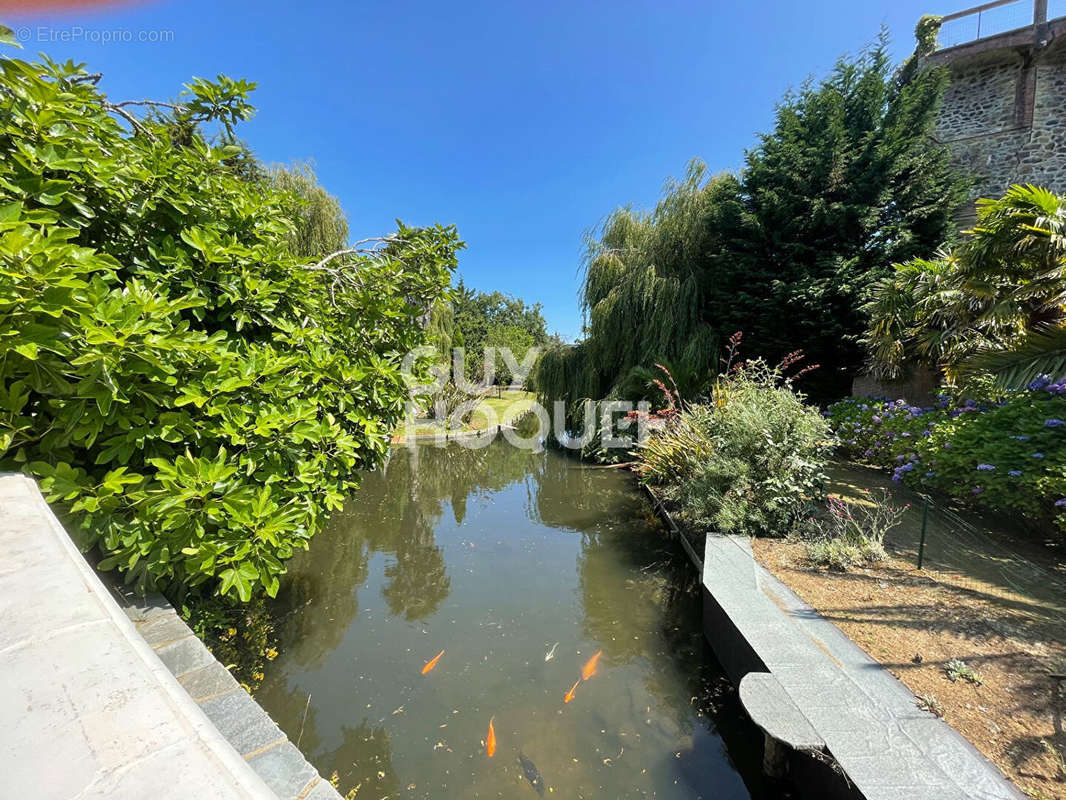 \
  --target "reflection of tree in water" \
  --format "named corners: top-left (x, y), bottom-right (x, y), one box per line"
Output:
top-left (556, 485), bottom-right (769, 791)
top-left (573, 522), bottom-right (761, 765)
top-left (271, 532), bottom-right (371, 667)
top-left (271, 442), bottom-right (547, 661)
top-left (382, 497), bottom-right (450, 620)
top-left (532, 454), bottom-right (646, 530)
top-left (260, 682), bottom-right (325, 764)
top-left (321, 719), bottom-right (399, 799)
top-left (527, 452), bottom-right (733, 742)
